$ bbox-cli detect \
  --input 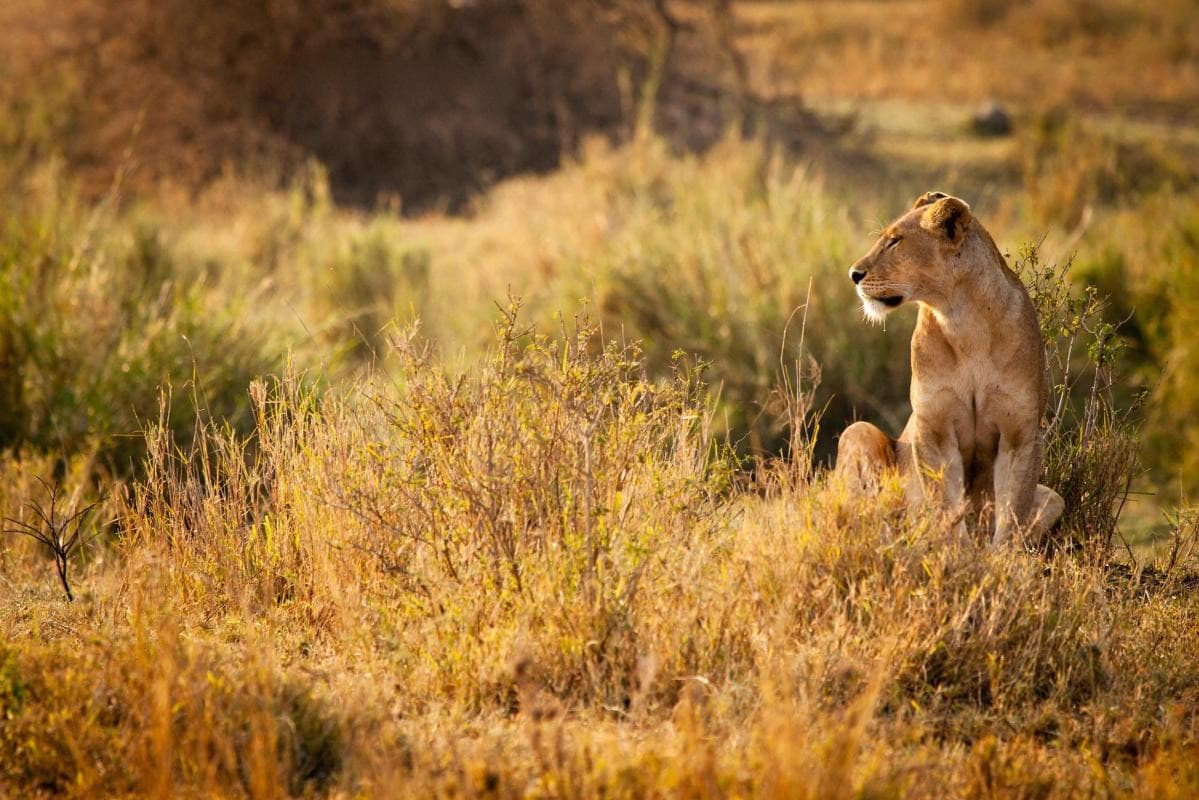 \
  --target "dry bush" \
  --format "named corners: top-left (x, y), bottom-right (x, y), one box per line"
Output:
top-left (319, 308), bottom-right (736, 709)
top-left (0, 0), bottom-right (778, 211)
